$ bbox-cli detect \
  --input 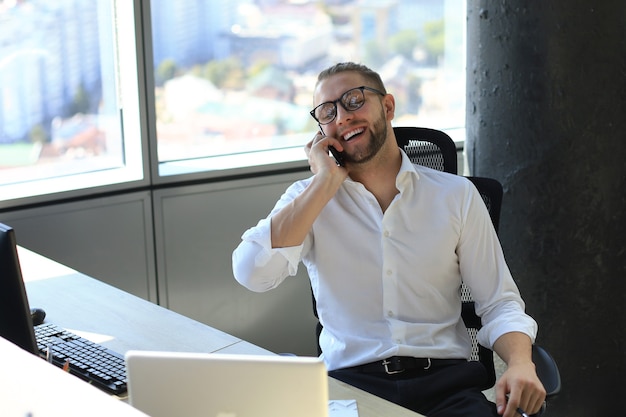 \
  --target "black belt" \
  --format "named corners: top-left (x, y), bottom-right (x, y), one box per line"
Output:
top-left (350, 356), bottom-right (466, 375)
